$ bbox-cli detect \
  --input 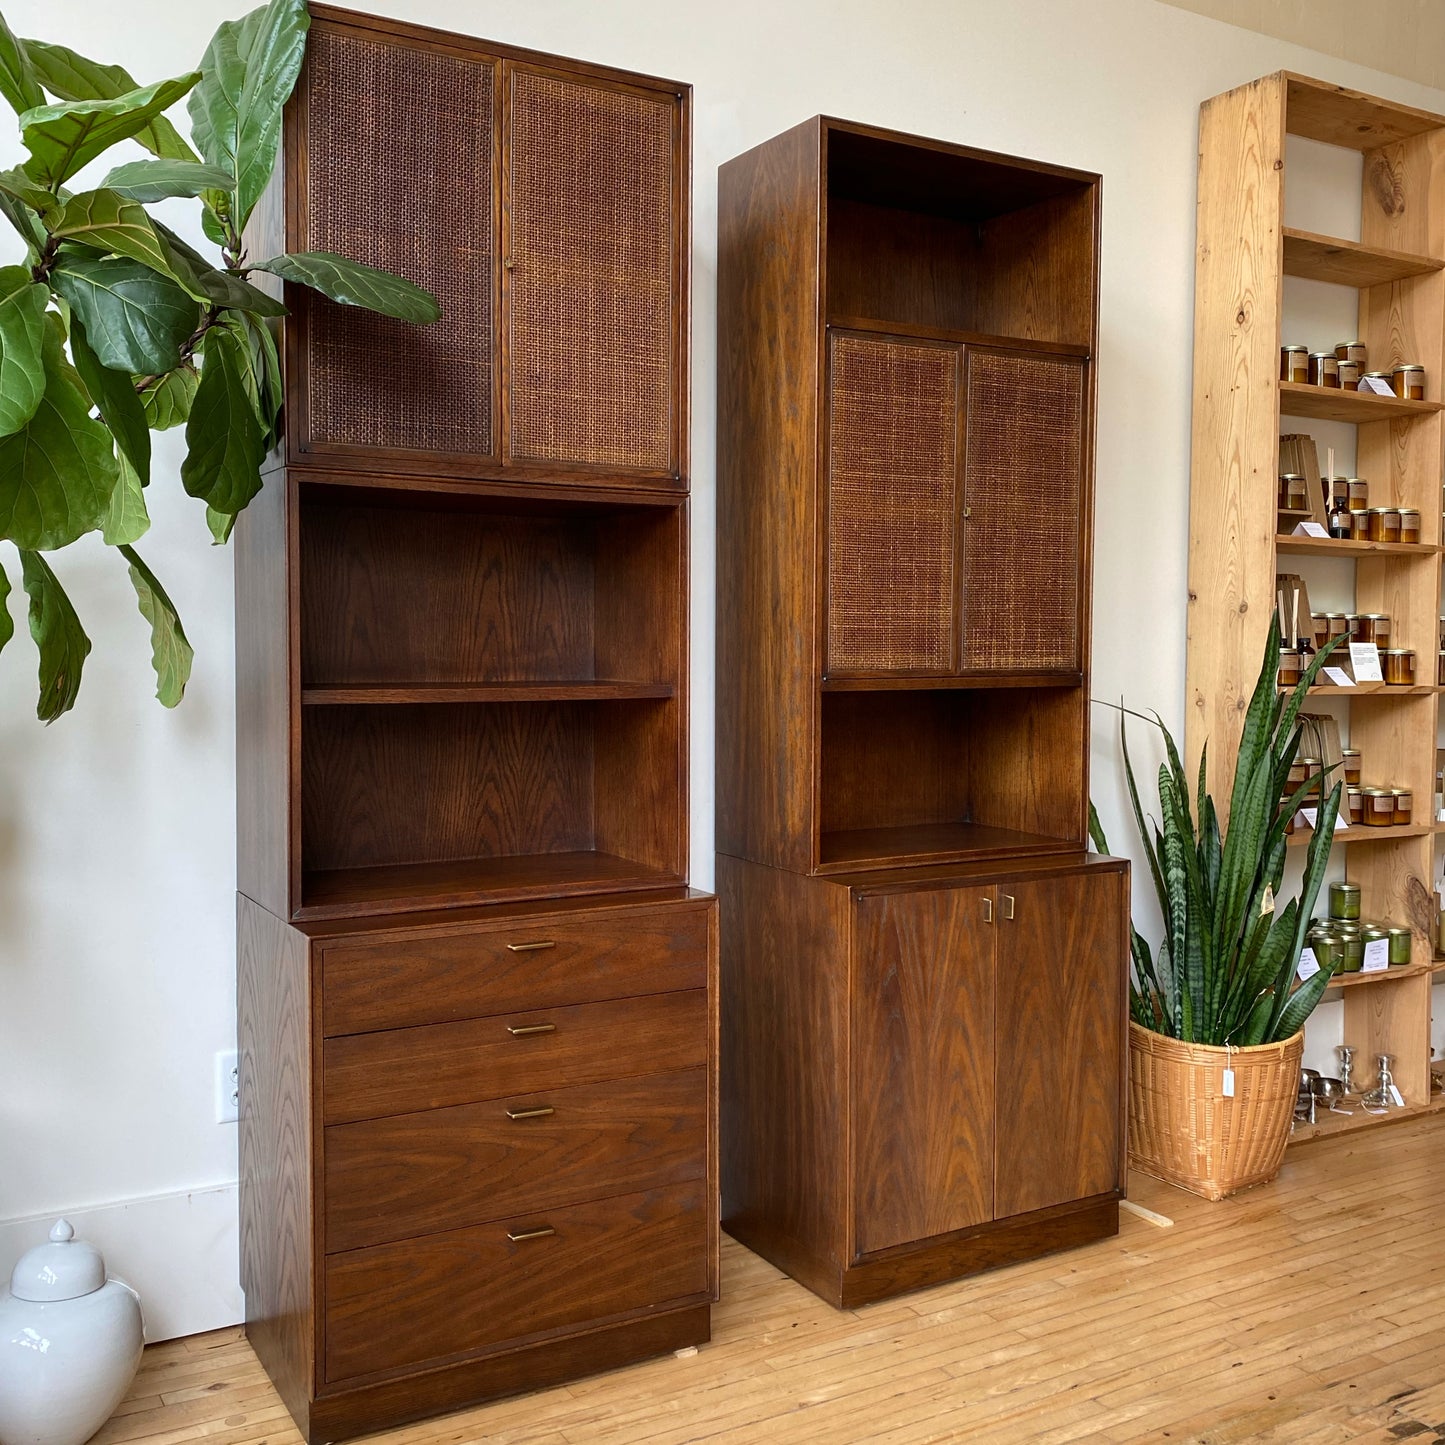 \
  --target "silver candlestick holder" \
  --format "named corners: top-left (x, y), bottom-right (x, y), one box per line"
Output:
top-left (1360, 1052), bottom-right (1397, 1113)
top-left (1338, 1044), bottom-right (1361, 1095)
